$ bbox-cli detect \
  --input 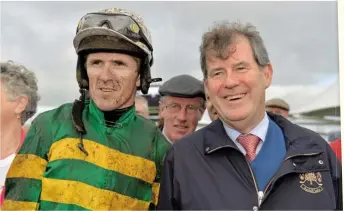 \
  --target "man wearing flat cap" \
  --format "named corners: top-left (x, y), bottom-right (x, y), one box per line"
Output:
top-left (265, 98), bottom-right (289, 118)
top-left (158, 74), bottom-right (205, 144)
